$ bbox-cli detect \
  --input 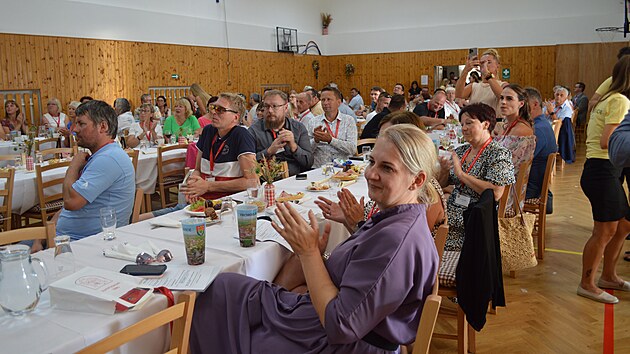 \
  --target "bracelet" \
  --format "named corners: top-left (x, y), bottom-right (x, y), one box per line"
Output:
top-left (322, 252), bottom-right (331, 261)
